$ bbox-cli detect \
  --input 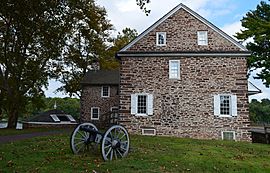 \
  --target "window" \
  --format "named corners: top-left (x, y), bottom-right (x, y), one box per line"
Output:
top-left (91, 107), bottom-right (100, 120)
top-left (131, 94), bottom-right (153, 116)
top-left (137, 95), bottom-right (147, 114)
top-left (222, 131), bottom-right (236, 141)
top-left (156, 32), bottom-right (166, 46)
top-left (214, 94), bottom-right (237, 117)
top-left (197, 31), bottom-right (208, 45)
top-left (142, 128), bottom-right (156, 136)
top-left (101, 86), bottom-right (110, 97)
top-left (169, 60), bottom-right (180, 79)
top-left (50, 114), bottom-right (76, 122)
top-left (50, 114), bottom-right (60, 122)
top-left (220, 95), bottom-right (230, 115)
